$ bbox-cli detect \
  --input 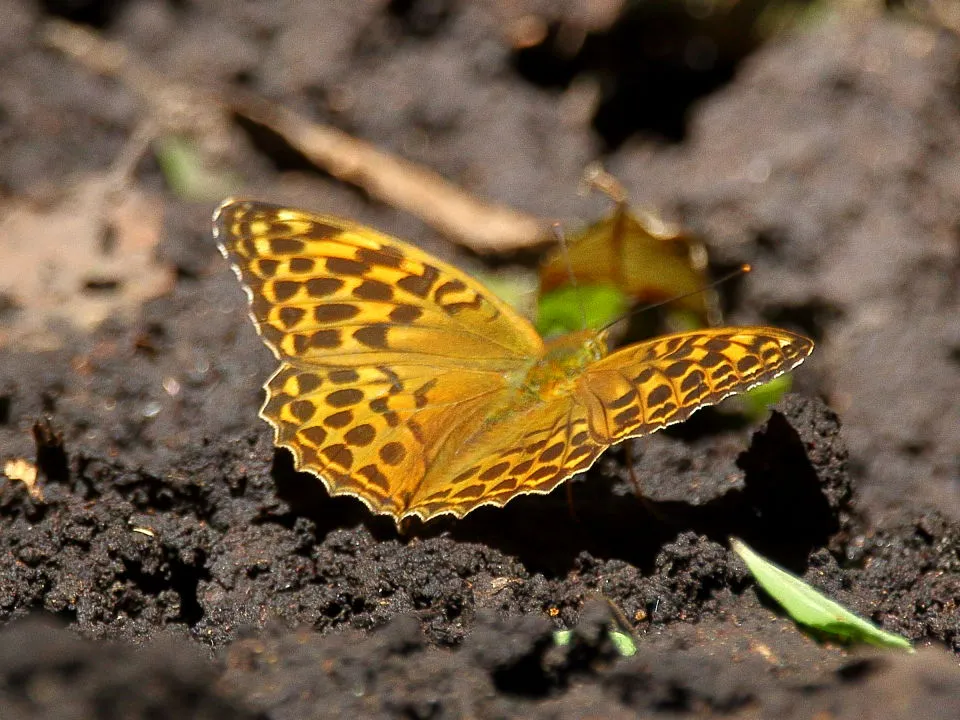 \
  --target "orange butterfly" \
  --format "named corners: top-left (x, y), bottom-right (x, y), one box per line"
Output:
top-left (215, 200), bottom-right (813, 525)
